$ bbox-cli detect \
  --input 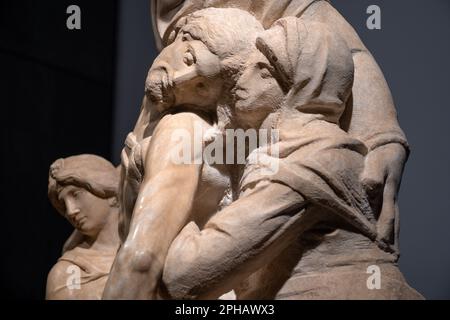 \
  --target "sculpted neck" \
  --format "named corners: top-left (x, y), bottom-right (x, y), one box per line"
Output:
top-left (84, 209), bottom-right (120, 253)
